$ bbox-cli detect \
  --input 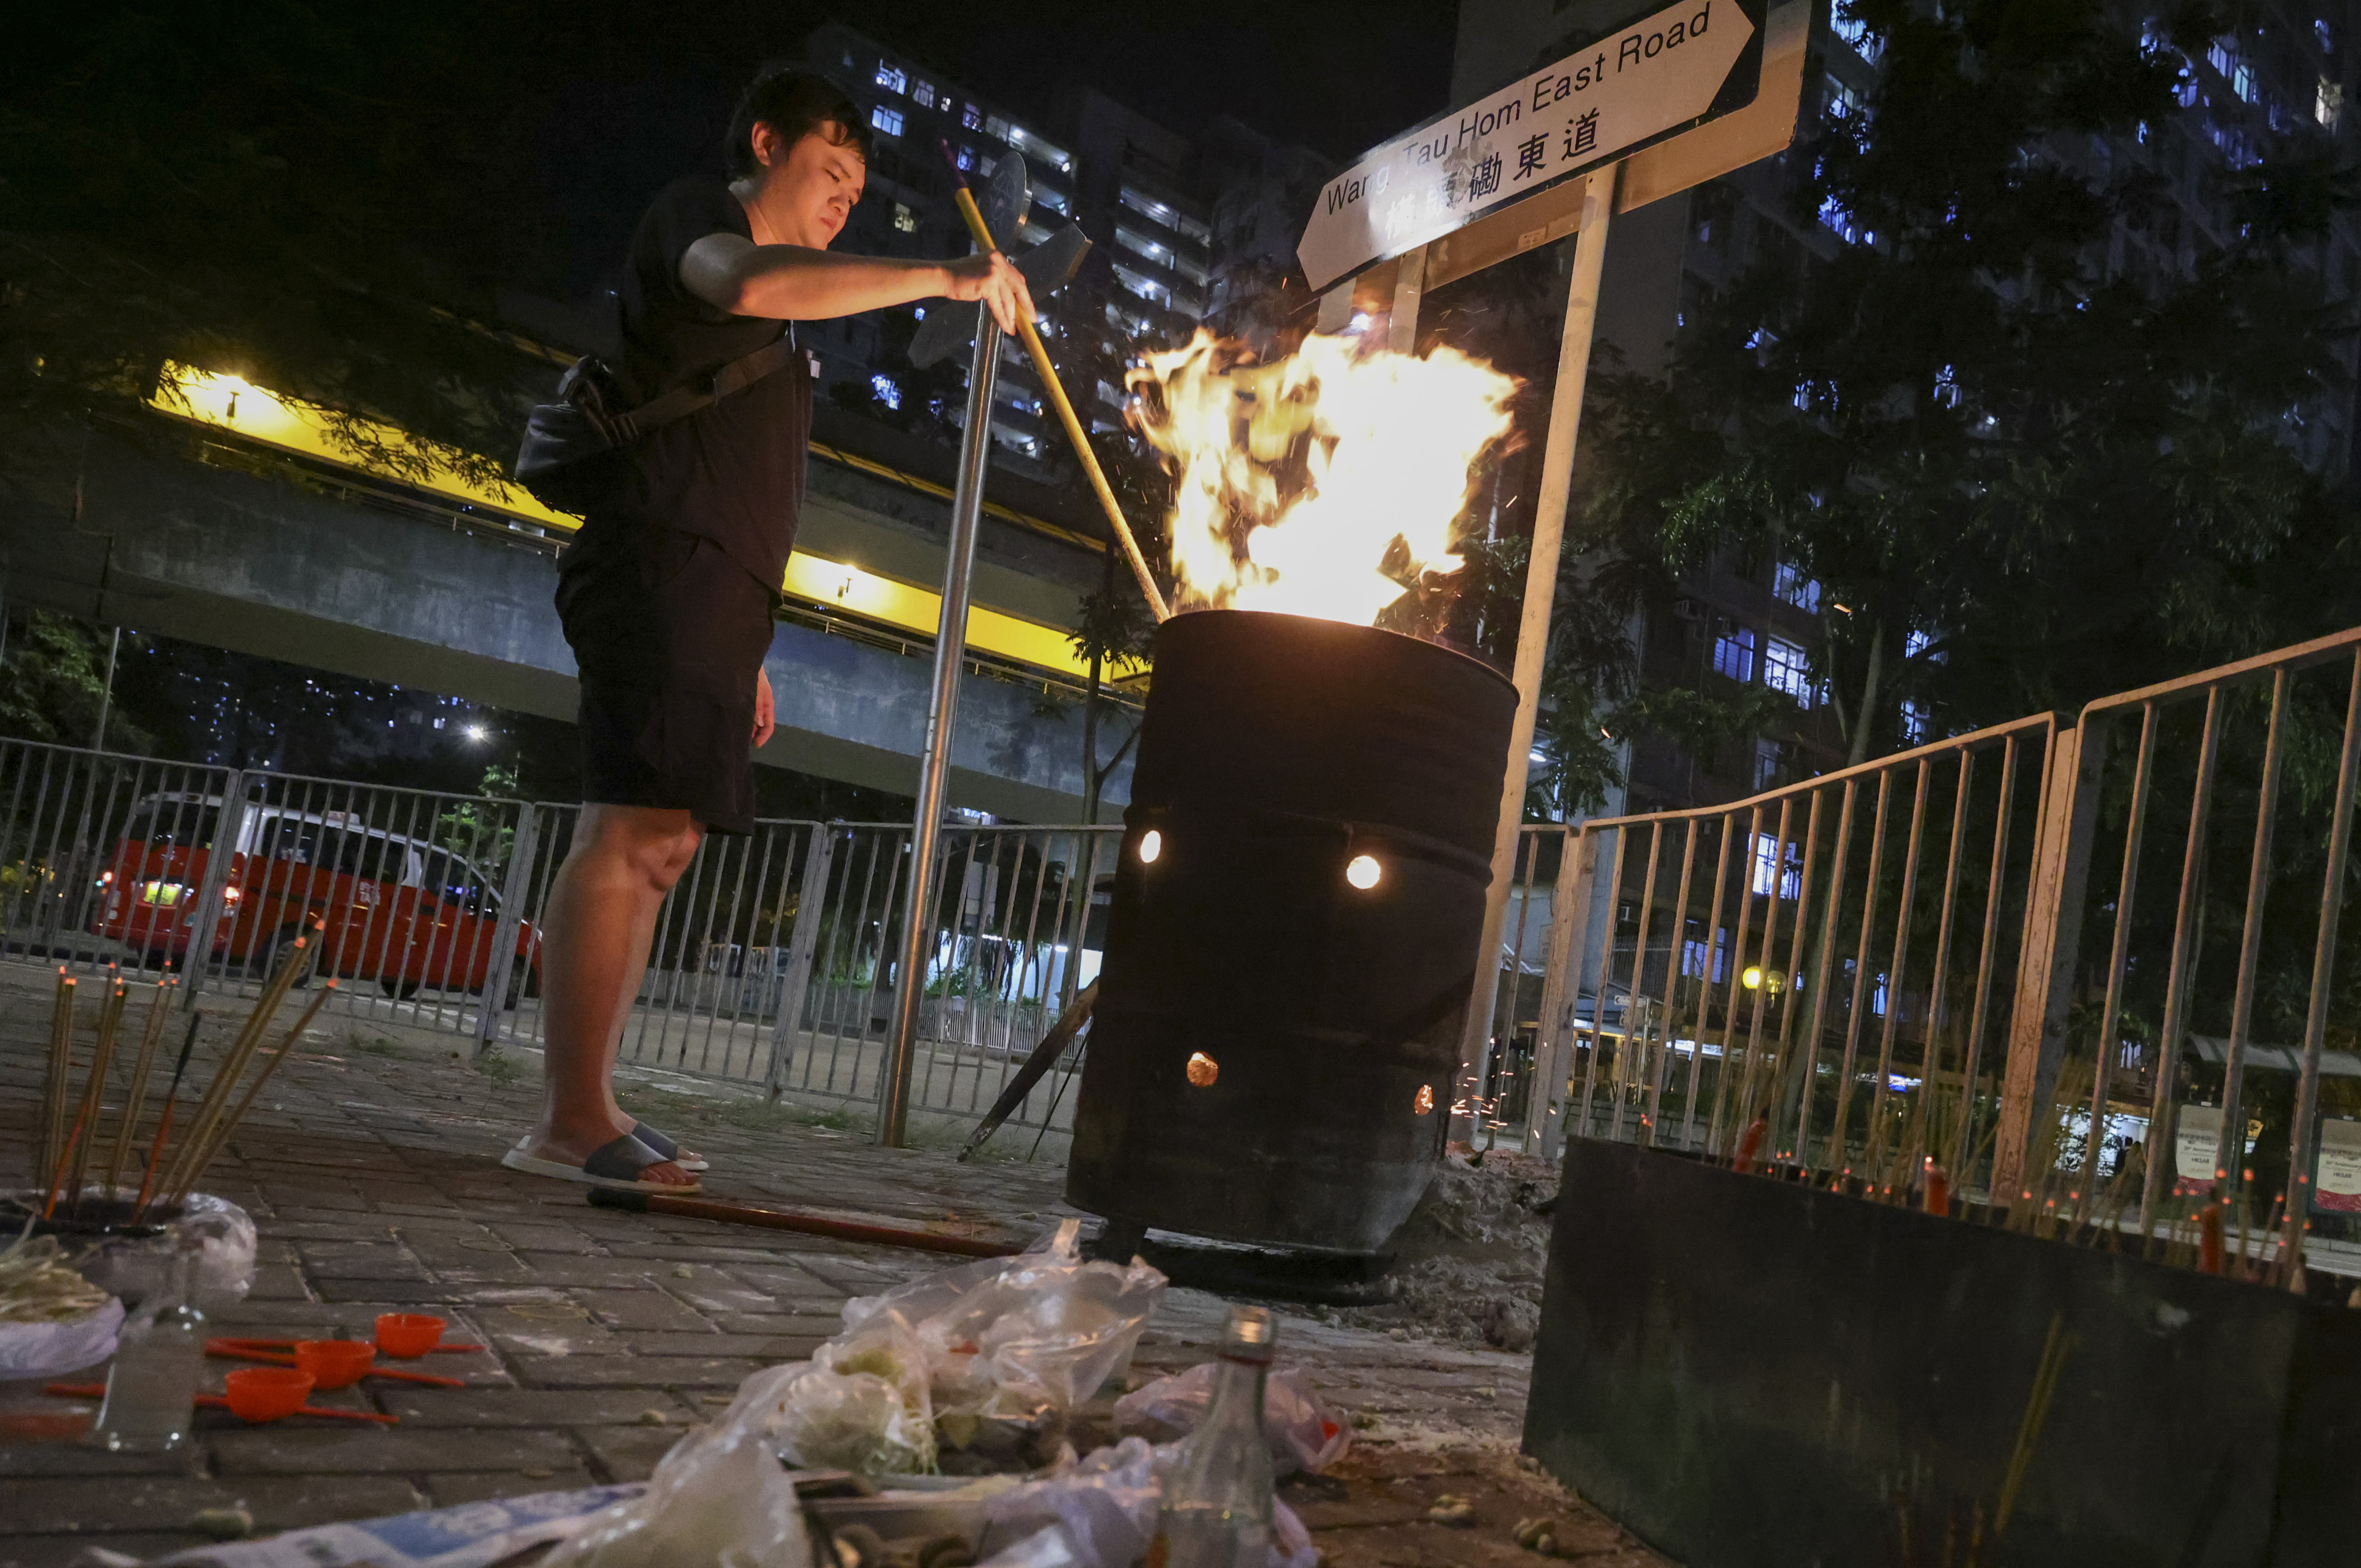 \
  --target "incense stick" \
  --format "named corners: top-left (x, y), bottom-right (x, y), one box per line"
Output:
top-left (164, 982), bottom-right (337, 1209)
top-left (39, 971), bottom-right (74, 1196)
top-left (100, 982), bottom-right (174, 1208)
top-left (155, 924), bottom-right (317, 1203)
top-left (58, 980), bottom-right (128, 1215)
top-left (134, 1011), bottom-right (206, 1222)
